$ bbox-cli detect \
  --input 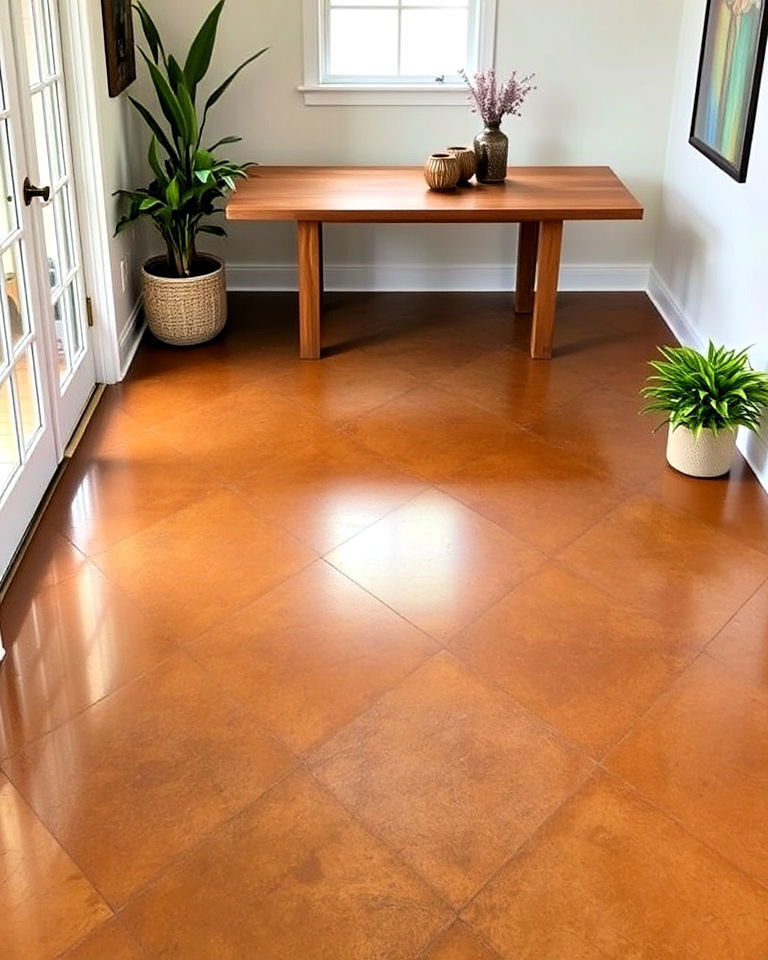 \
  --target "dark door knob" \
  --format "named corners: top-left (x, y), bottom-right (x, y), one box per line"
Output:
top-left (23, 177), bottom-right (51, 206)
